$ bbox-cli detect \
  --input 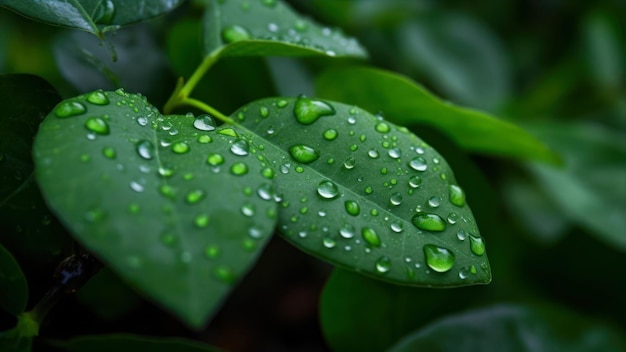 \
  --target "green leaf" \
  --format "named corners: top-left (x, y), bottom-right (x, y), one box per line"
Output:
top-left (0, 74), bottom-right (70, 264)
top-left (0, 244), bottom-right (28, 316)
top-left (235, 97), bottom-right (490, 287)
top-left (582, 11), bottom-right (624, 92)
top-left (320, 268), bottom-right (484, 352)
top-left (388, 304), bottom-right (626, 352)
top-left (33, 90), bottom-right (278, 328)
top-left (0, 312), bottom-right (38, 352)
top-left (202, 0), bottom-right (367, 58)
top-left (50, 334), bottom-right (222, 352)
top-left (0, 0), bottom-right (184, 38)
top-left (526, 122), bottom-right (626, 250)
top-left (316, 67), bottom-right (559, 163)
